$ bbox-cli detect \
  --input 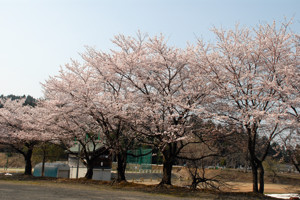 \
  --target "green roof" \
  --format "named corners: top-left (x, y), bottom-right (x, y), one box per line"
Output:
top-left (69, 142), bottom-right (105, 153)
